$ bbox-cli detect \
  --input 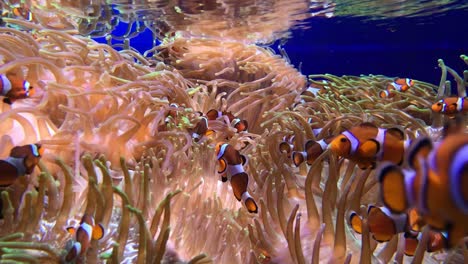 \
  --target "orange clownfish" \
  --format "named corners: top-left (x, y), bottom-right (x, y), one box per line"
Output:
top-left (377, 132), bottom-right (468, 248)
top-left (0, 144), bottom-right (43, 187)
top-left (12, 6), bottom-right (34, 21)
top-left (328, 123), bottom-right (410, 169)
top-left (0, 74), bottom-right (34, 104)
top-left (279, 134), bottom-right (297, 159)
top-left (188, 113), bottom-right (209, 143)
top-left (291, 136), bottom-right (334, 167)
top-left (157, 103), bottom-right (182, 132)
top-left (206, 109), bottom-right (248, 133)
top-left (349, 206), bottom-right (447, 256)
top-left (65, 214), bottom-right (105, 262)
top-left (431, 97), bottom-right (467, 117)
top-left (215, 143), bottom-right (258, 213)
top-left (380, 78), bottom-right (414, 98)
